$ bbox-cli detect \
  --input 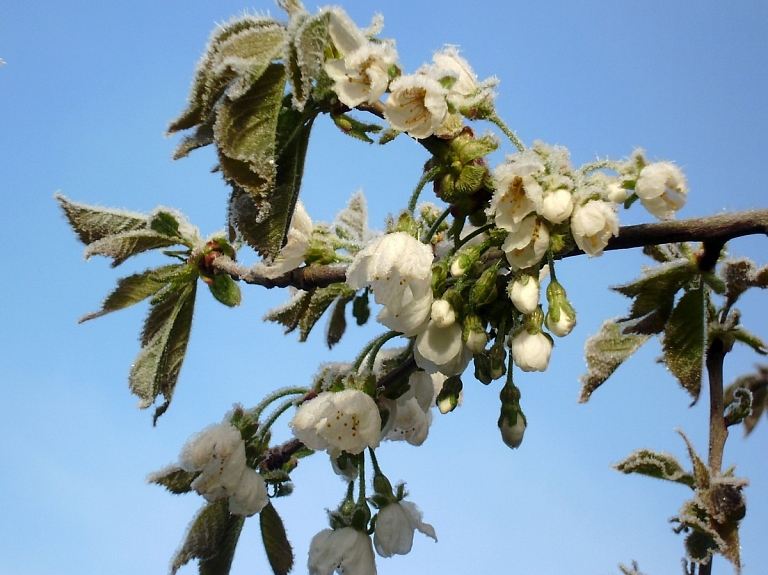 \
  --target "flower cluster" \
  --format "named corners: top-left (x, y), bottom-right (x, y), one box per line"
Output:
top-left (177, 421), bottom-right (268, 516)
